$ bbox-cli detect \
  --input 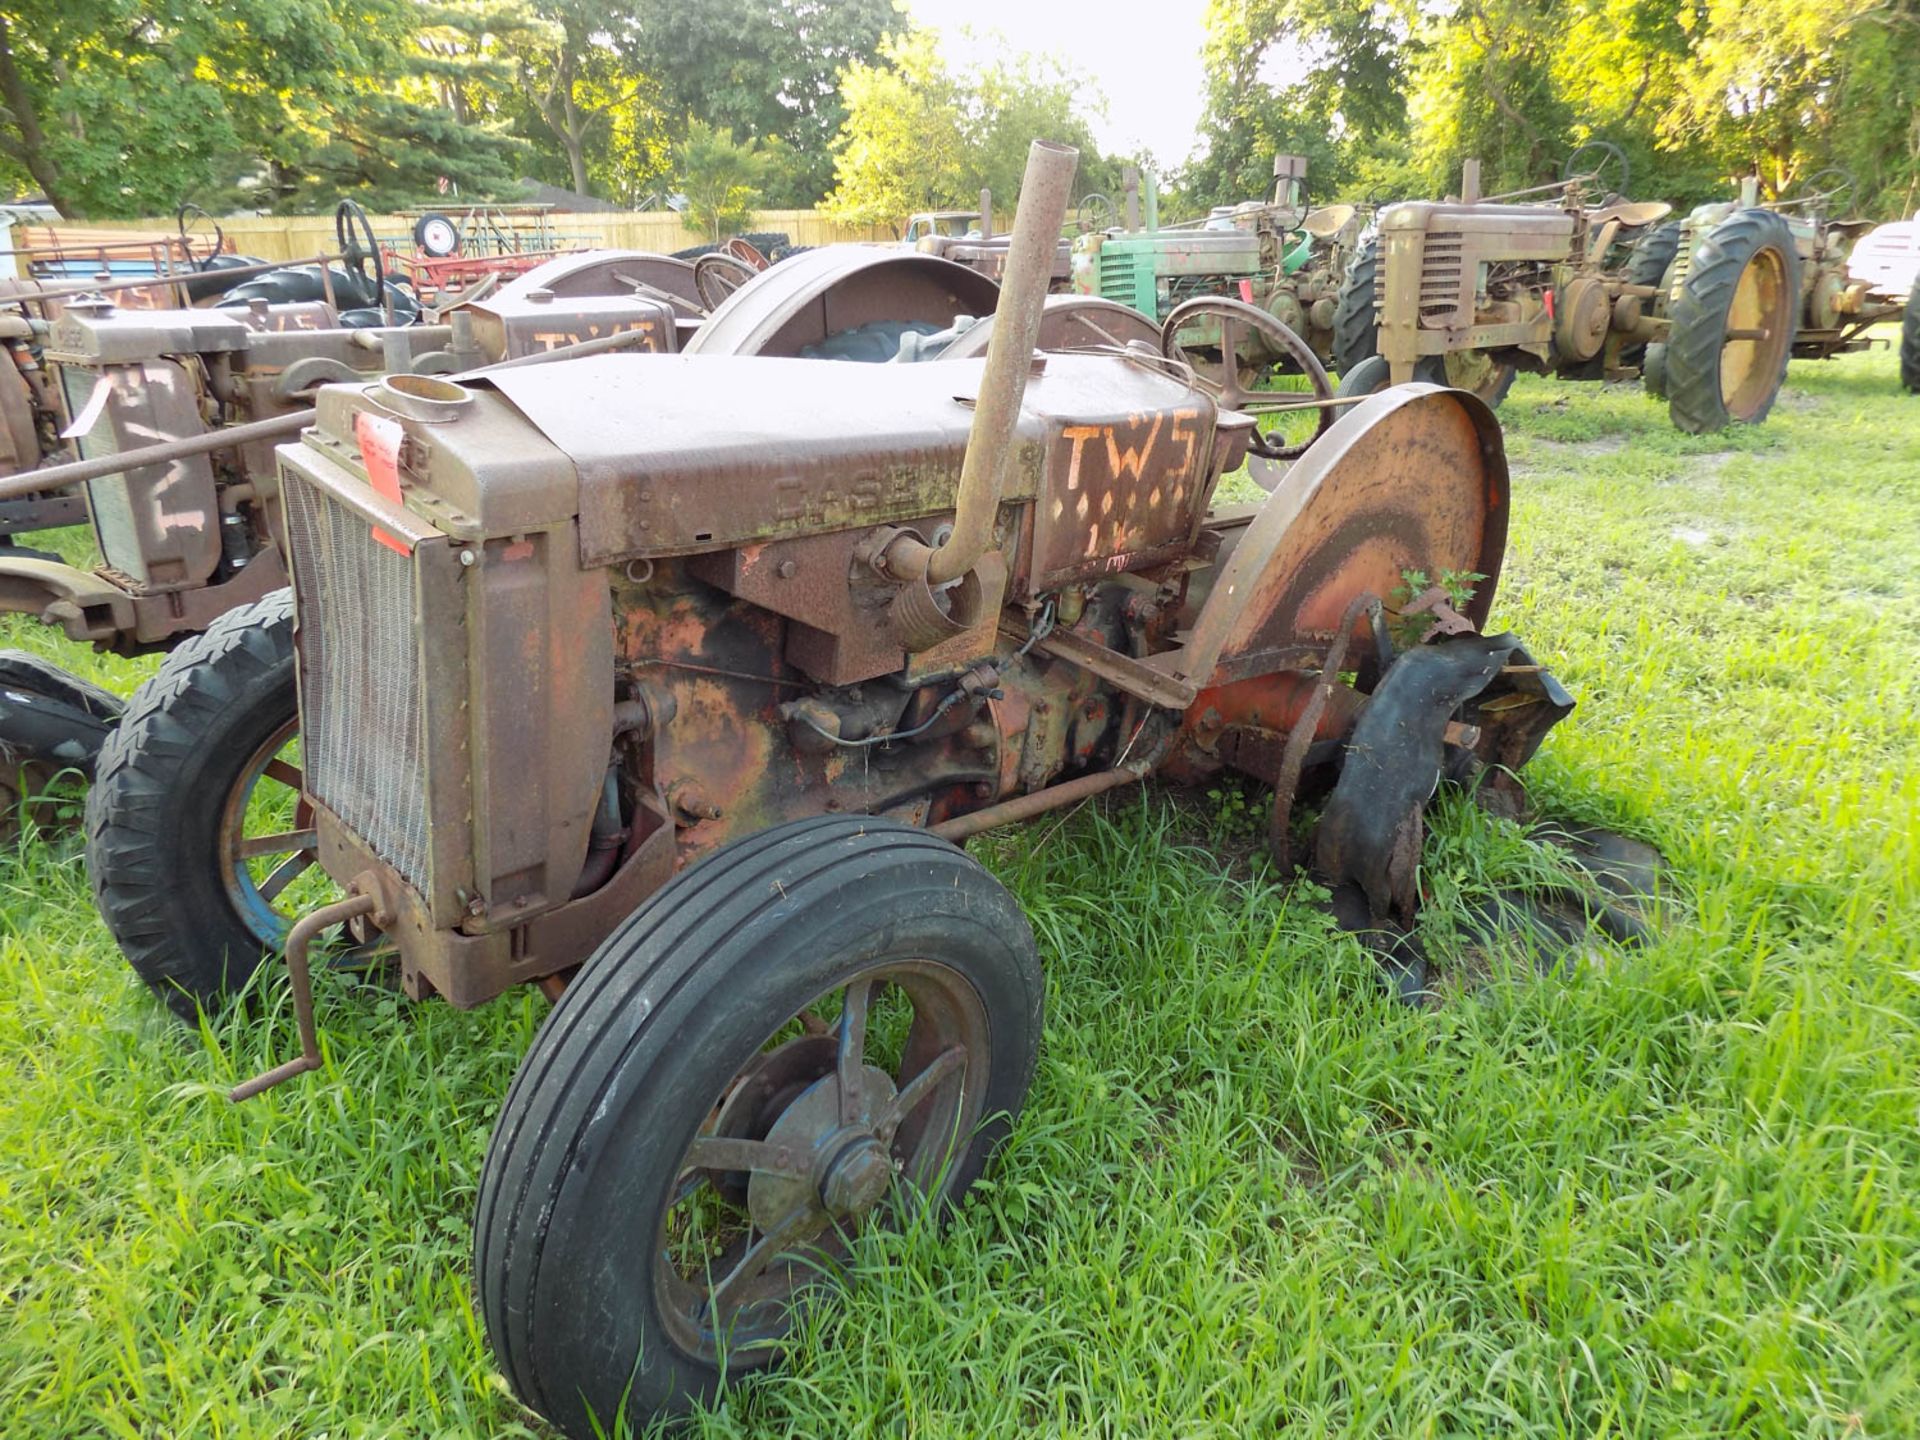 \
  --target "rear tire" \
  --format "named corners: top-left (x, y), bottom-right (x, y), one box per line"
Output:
top-left (86, 591), bottom-right (312, 1021)
top-left (1901, 287), bottom-right (1920, 395)
top-left (1331, 235), bottom-right (1380, 376)
top-left (475, 816), bottom-right (1044, 1437)
top-left (1665, 208), bottom-right (1800, 433)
